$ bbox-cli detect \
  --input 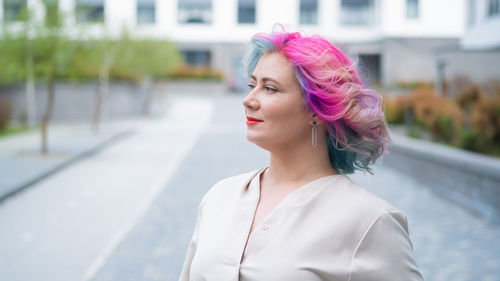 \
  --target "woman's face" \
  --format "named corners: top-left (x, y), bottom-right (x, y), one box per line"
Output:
top-left (242, 52), bottom-right (313, 151)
